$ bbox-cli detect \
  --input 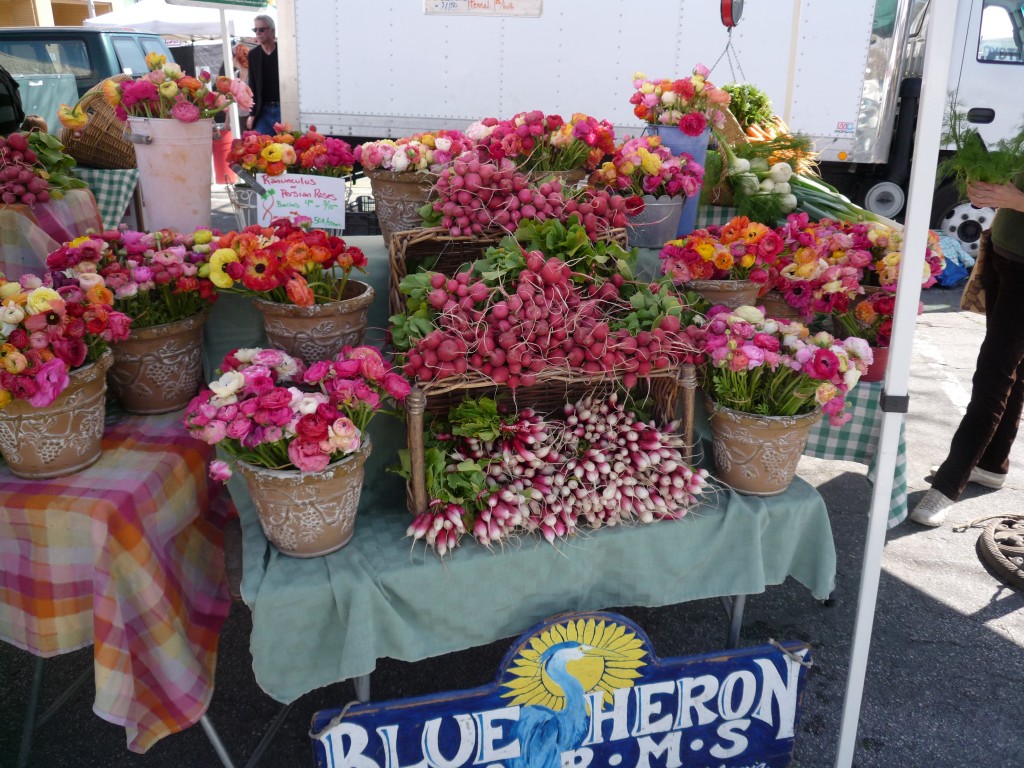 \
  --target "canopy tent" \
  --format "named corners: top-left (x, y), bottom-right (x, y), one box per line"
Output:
top-left (83, 0), bottom-right (275, 39)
